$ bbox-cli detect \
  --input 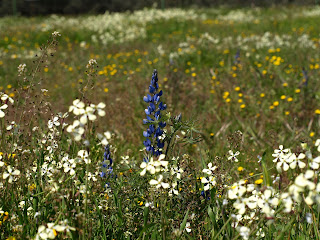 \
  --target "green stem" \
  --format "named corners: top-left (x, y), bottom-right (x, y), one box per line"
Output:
top-left (213, 216), bottom-right (232, 239)
top-left (160, 193), bottom-right (166, 240)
